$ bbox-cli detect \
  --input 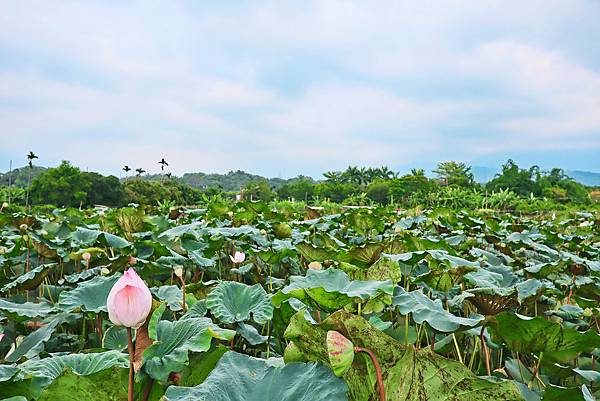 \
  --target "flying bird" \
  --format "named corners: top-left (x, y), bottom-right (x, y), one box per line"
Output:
top-left (159, 158), bottom-right (169, 171)
top-left (135, 168), bottom-right (146, 176)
